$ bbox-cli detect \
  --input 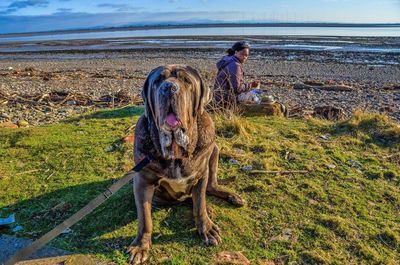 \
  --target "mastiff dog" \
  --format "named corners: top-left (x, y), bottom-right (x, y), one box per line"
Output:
top-left (127, 65), bottom-right (244, 264)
